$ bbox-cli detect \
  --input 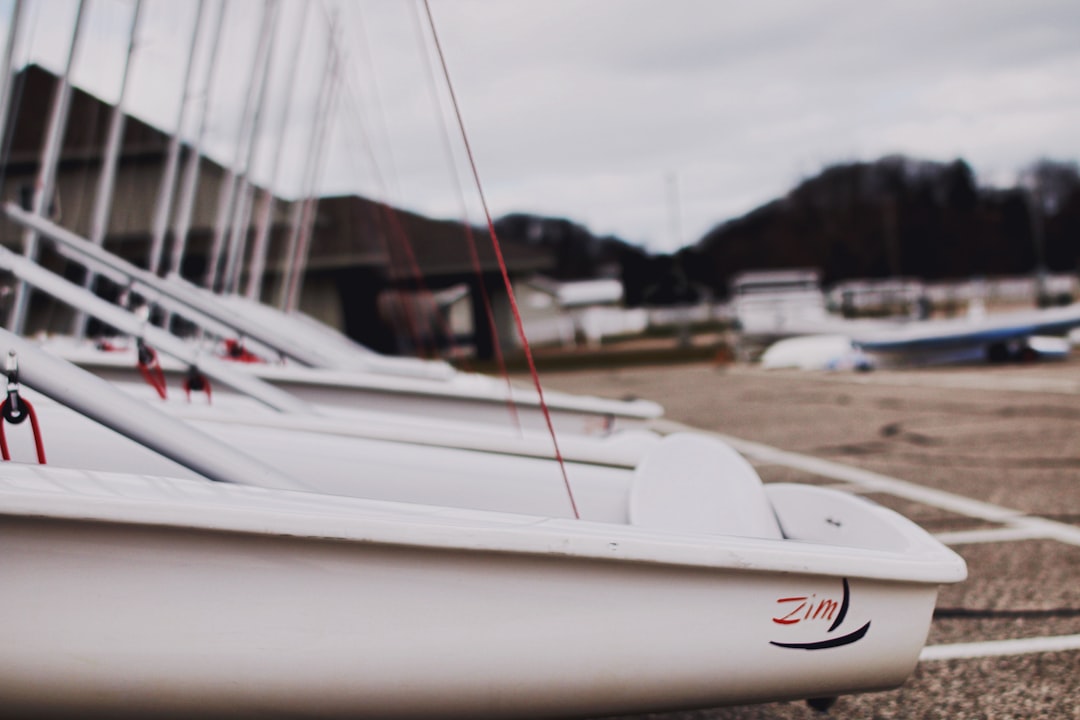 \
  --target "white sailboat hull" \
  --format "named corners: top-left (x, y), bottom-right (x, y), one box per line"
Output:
top-left (11, 389), bottom-right (638, 519)
top-left (48, 339), bottom-right (662, 435)
top-left (1, 467), bottom-right (963, 718)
